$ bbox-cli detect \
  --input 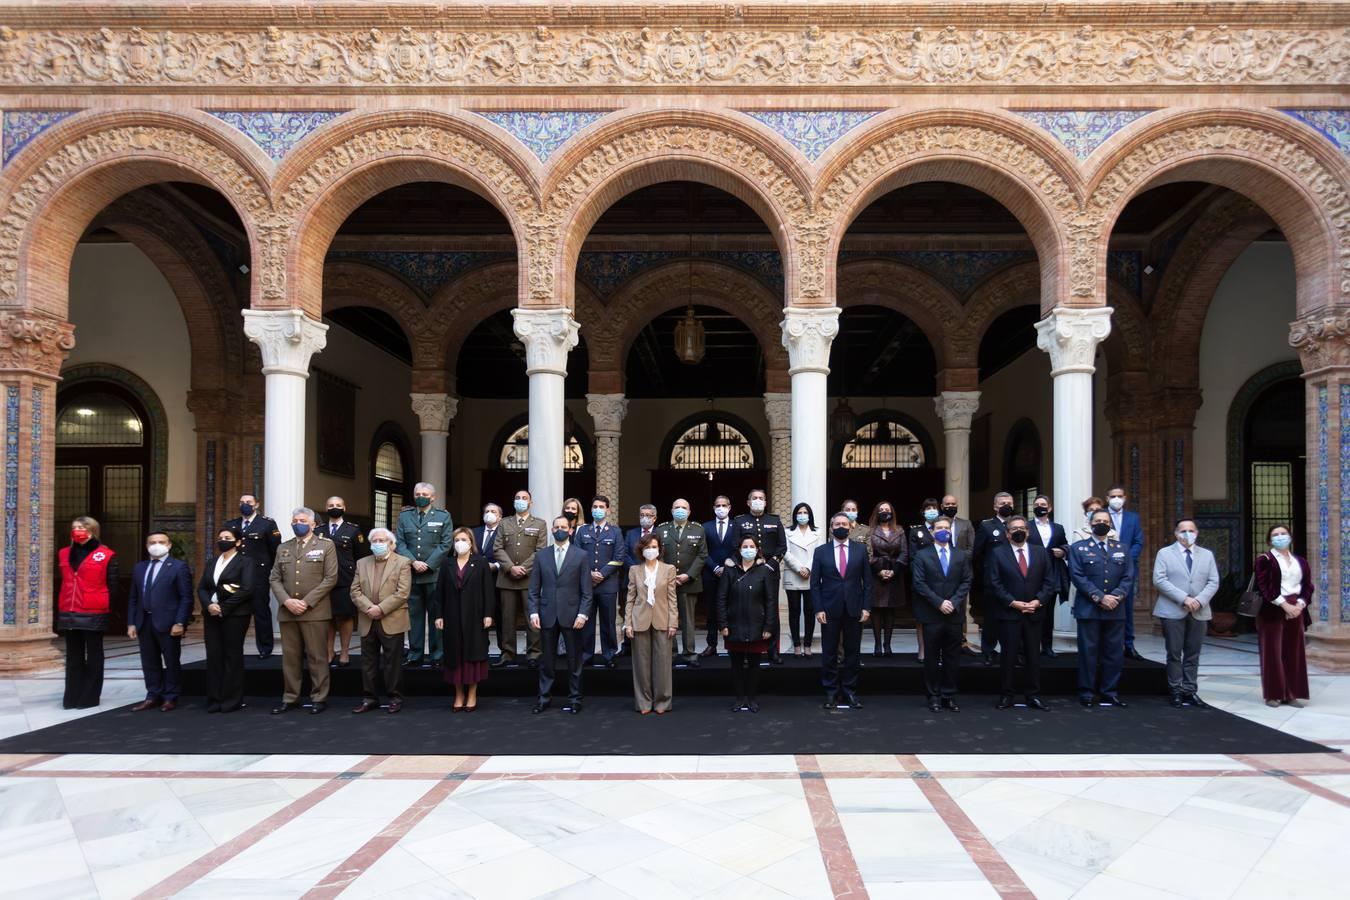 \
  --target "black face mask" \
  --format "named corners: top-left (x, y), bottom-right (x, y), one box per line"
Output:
top-left (832, 526), bottom-right (850, 540)
top-left (1091, 522), bottom-right (1112, 537)
top-left (239, 502), bottom-right (254, 517)
top-left (940, 505), bottom-right (958, 518)
top-left (997, 504), bottom-right (1014, 518)
top-left (1010, 530), bottom-right (1028, 544)
top-left (326, 507), bottom-right (344, 520)
top-left (217, 539), bottom-right (236, 553)
top-left (877, 511), bottom-right (893, 523)
top-left (564, 510), bottom-right (578, 522)
top-left (1033, 507), bottom-right (1049, 518)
